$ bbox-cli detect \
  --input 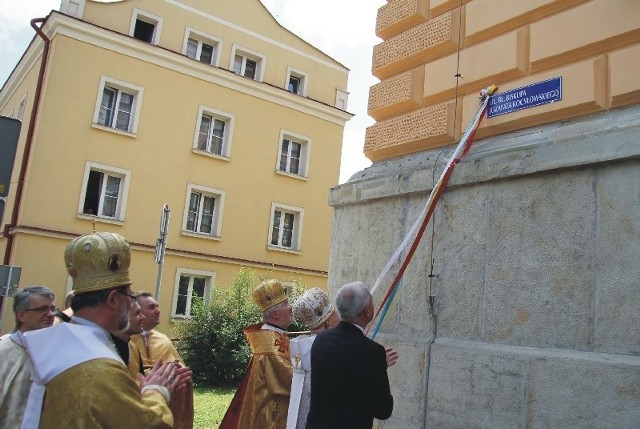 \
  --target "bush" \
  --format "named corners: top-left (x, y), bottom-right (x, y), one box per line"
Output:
top-left (174, 267), bottom-right (308, 386)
